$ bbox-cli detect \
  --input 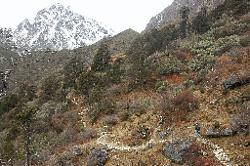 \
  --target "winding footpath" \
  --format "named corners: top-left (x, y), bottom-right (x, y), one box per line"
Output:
top-left (96, 128), bottom-right (236, 166)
